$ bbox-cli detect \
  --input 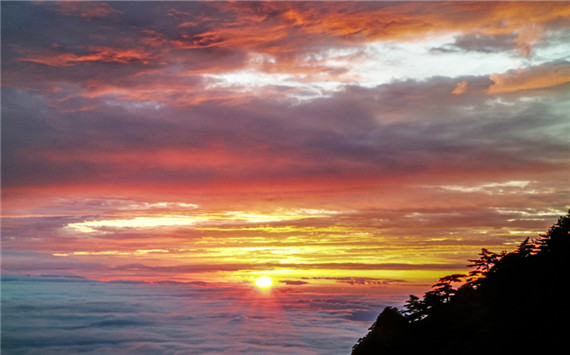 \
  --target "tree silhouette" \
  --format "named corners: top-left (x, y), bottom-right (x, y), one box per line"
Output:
top-left (465, 248), bottom-right (504, 285)
top-left (429, 273), bottom-right (465, 303)
top-left (352, 210), bottom-right (570, 355)
top-left (402, 295), bottom-right (424, 322)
